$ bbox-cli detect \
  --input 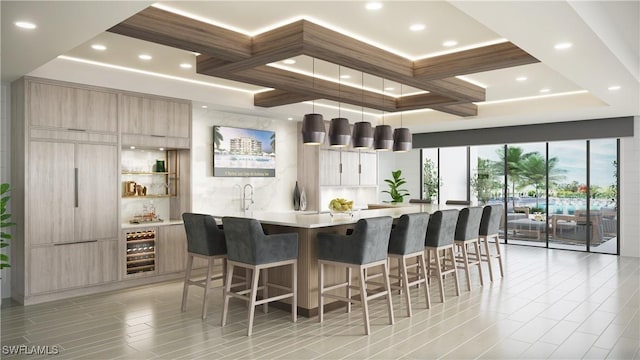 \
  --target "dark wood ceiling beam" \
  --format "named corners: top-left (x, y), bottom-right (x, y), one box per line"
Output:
top-left (413, 42), bottom-right (539, 80)
top-left (430, 102), bottom-right (478, 117)
top-left (107, 7), bottom-right (252, 61)
top-left (396, 93), bottom-right (460, 111)
top-left (254, 90), bottom-right (316, 108)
